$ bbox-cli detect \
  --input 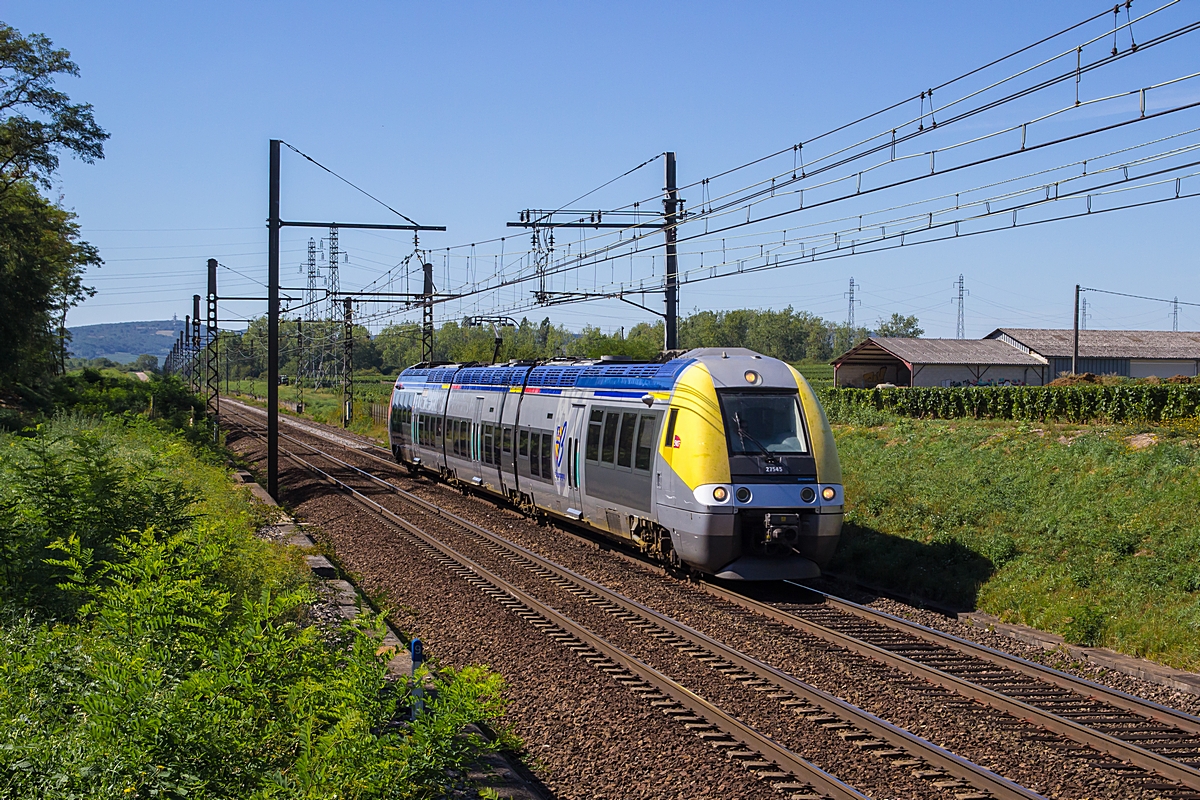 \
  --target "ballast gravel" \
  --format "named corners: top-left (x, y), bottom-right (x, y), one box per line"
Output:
top-left (226, 425), bottom-right (778, 800)
top-left (224, 405), bottom-right (1200, 799)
